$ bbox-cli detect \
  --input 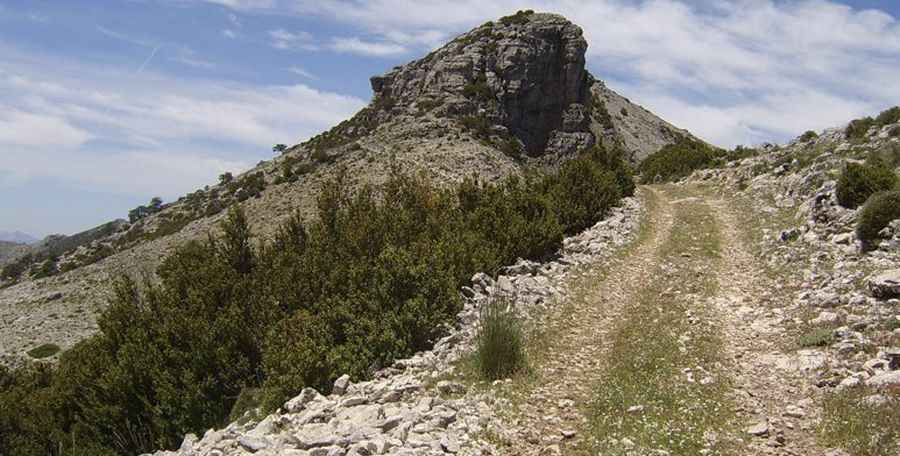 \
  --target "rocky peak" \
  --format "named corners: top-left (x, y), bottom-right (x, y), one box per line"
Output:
top-left (369, 11), bottom-right (594, 156)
